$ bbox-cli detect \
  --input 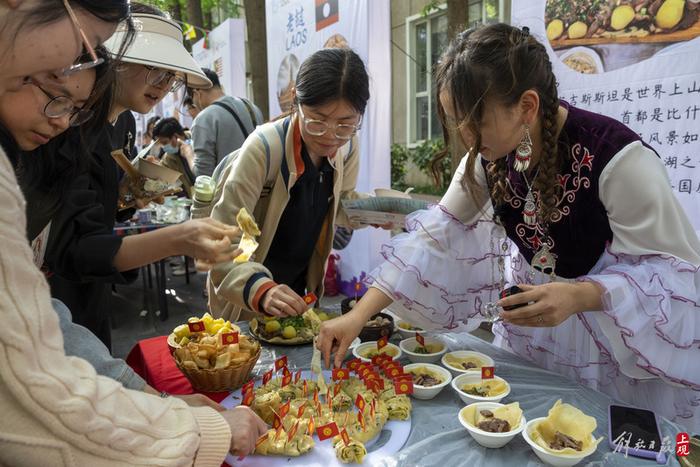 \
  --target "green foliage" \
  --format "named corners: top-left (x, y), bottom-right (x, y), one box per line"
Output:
top-left (420, 0), bottom-right (442, 17)
top-left (140, 0), bottom-right (241, 28)
top-left (391, 139), bottom-right (451, 195)
top-left (390, 144), bottom-right (410, 191)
